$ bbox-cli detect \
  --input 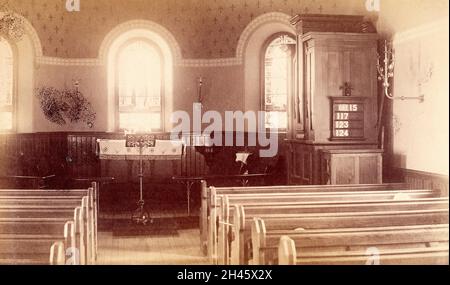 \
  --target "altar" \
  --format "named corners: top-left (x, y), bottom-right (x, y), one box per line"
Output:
top-left (97, 137), bottom-right (184, 223)
top-left (98, 139), bottom-right (184, 160)
top-left (97, 138), bottom-right (184, 178)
